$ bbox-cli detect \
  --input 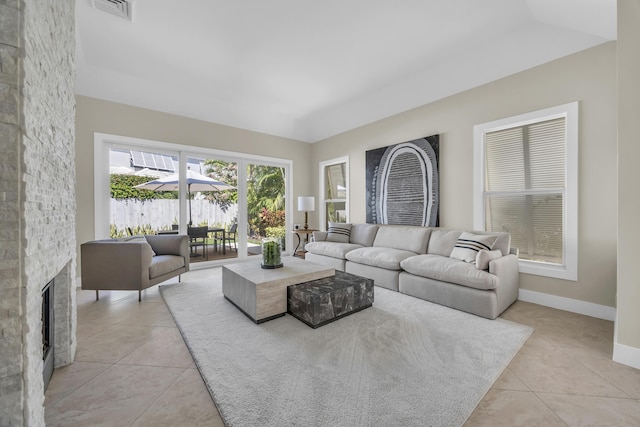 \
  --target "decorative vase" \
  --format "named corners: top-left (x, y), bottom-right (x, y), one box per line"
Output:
top-left (261, 238), bottom-right (283, 269)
